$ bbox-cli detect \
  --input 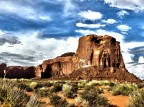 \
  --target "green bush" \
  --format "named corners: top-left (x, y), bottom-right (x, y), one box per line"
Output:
top-left (29, 82), bottom-right (38, 89)
top-left (112, 83), bottom-right (138, 96)
top-left (51, 83), bottom-right (62, 93)
top-left (35, 82), bottom-right (52, 89)
top-left (80, 86), bottom-right (109, 107)
top-left (62, 84), bottom-right (77, 98)
top-left (84, 85), bottom-right (103, 94)
top-left (35, 87), bottom-right (50, 97)
top-left (78, 80), bottom-right (88, 88)
top-left (127, 90), bottom-right (144, 107)
top-left (49, 94), bottom-right (68, 107)
top-left (18, 83), bottom-right (33, 92)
